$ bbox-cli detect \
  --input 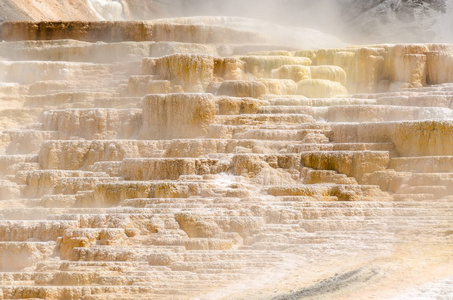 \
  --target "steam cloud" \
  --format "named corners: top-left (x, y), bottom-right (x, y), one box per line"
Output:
top-left (87, 0), bottom-right (452, 44)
